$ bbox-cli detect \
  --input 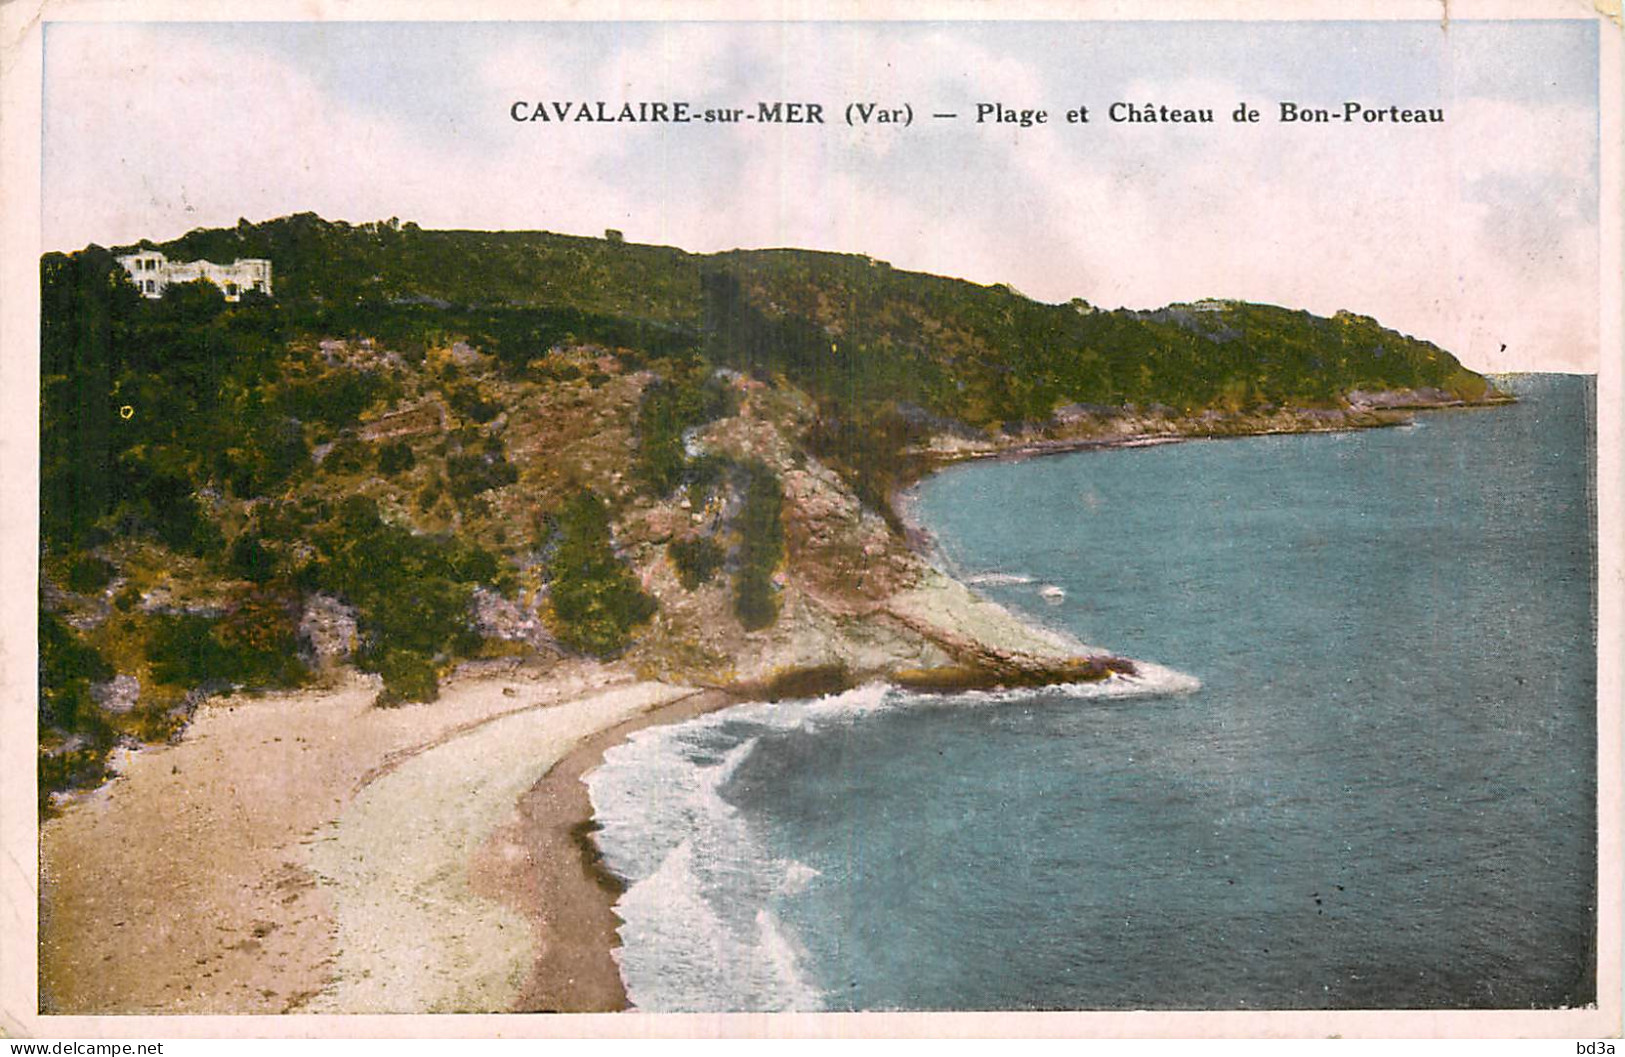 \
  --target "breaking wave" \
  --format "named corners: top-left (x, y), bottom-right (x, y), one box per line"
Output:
top-left (964, 571), bottom-right (1036, 586)
top-left (585, 668), bottom-right (1196, 1011)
